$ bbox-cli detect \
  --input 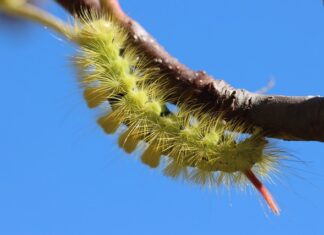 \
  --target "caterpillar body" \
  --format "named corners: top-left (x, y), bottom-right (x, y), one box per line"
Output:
top-left (0, 0), bottom-right (284, 215)
top-left (73, 17), bottom-right (282, 214)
